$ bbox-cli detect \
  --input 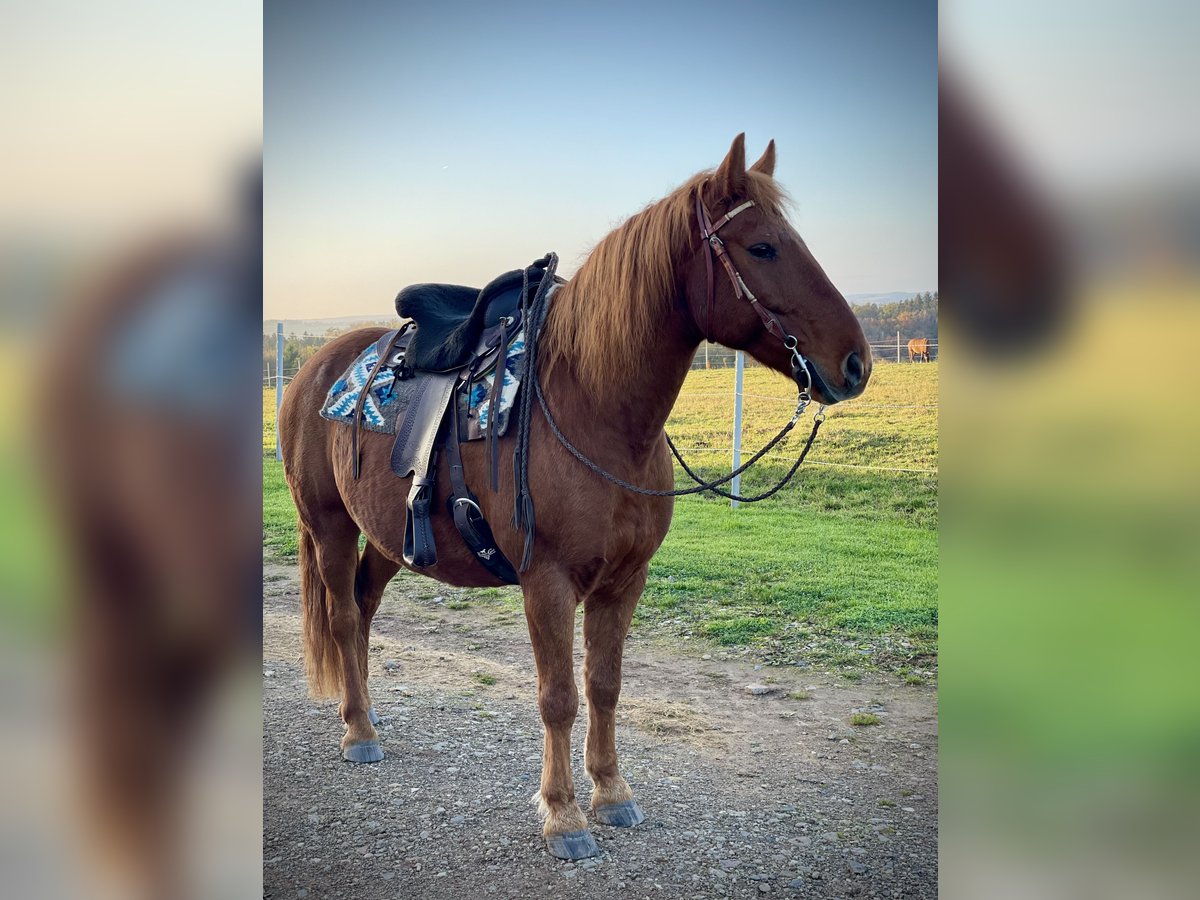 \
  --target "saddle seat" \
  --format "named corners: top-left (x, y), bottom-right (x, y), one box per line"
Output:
top-left (395, 264), bottom-right (548, 371)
